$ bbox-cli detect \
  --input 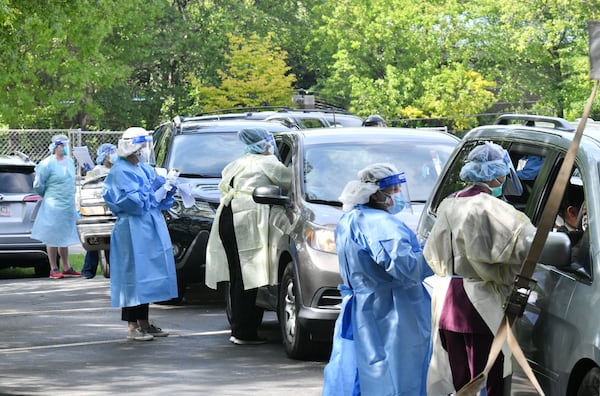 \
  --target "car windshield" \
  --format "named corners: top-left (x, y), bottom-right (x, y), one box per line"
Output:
top-left (0, 167), bottom-right (35, 193)
top-left (303, 142), bottom-right (455, 203)
top-left (166, 132), bottom-right (245, 177)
